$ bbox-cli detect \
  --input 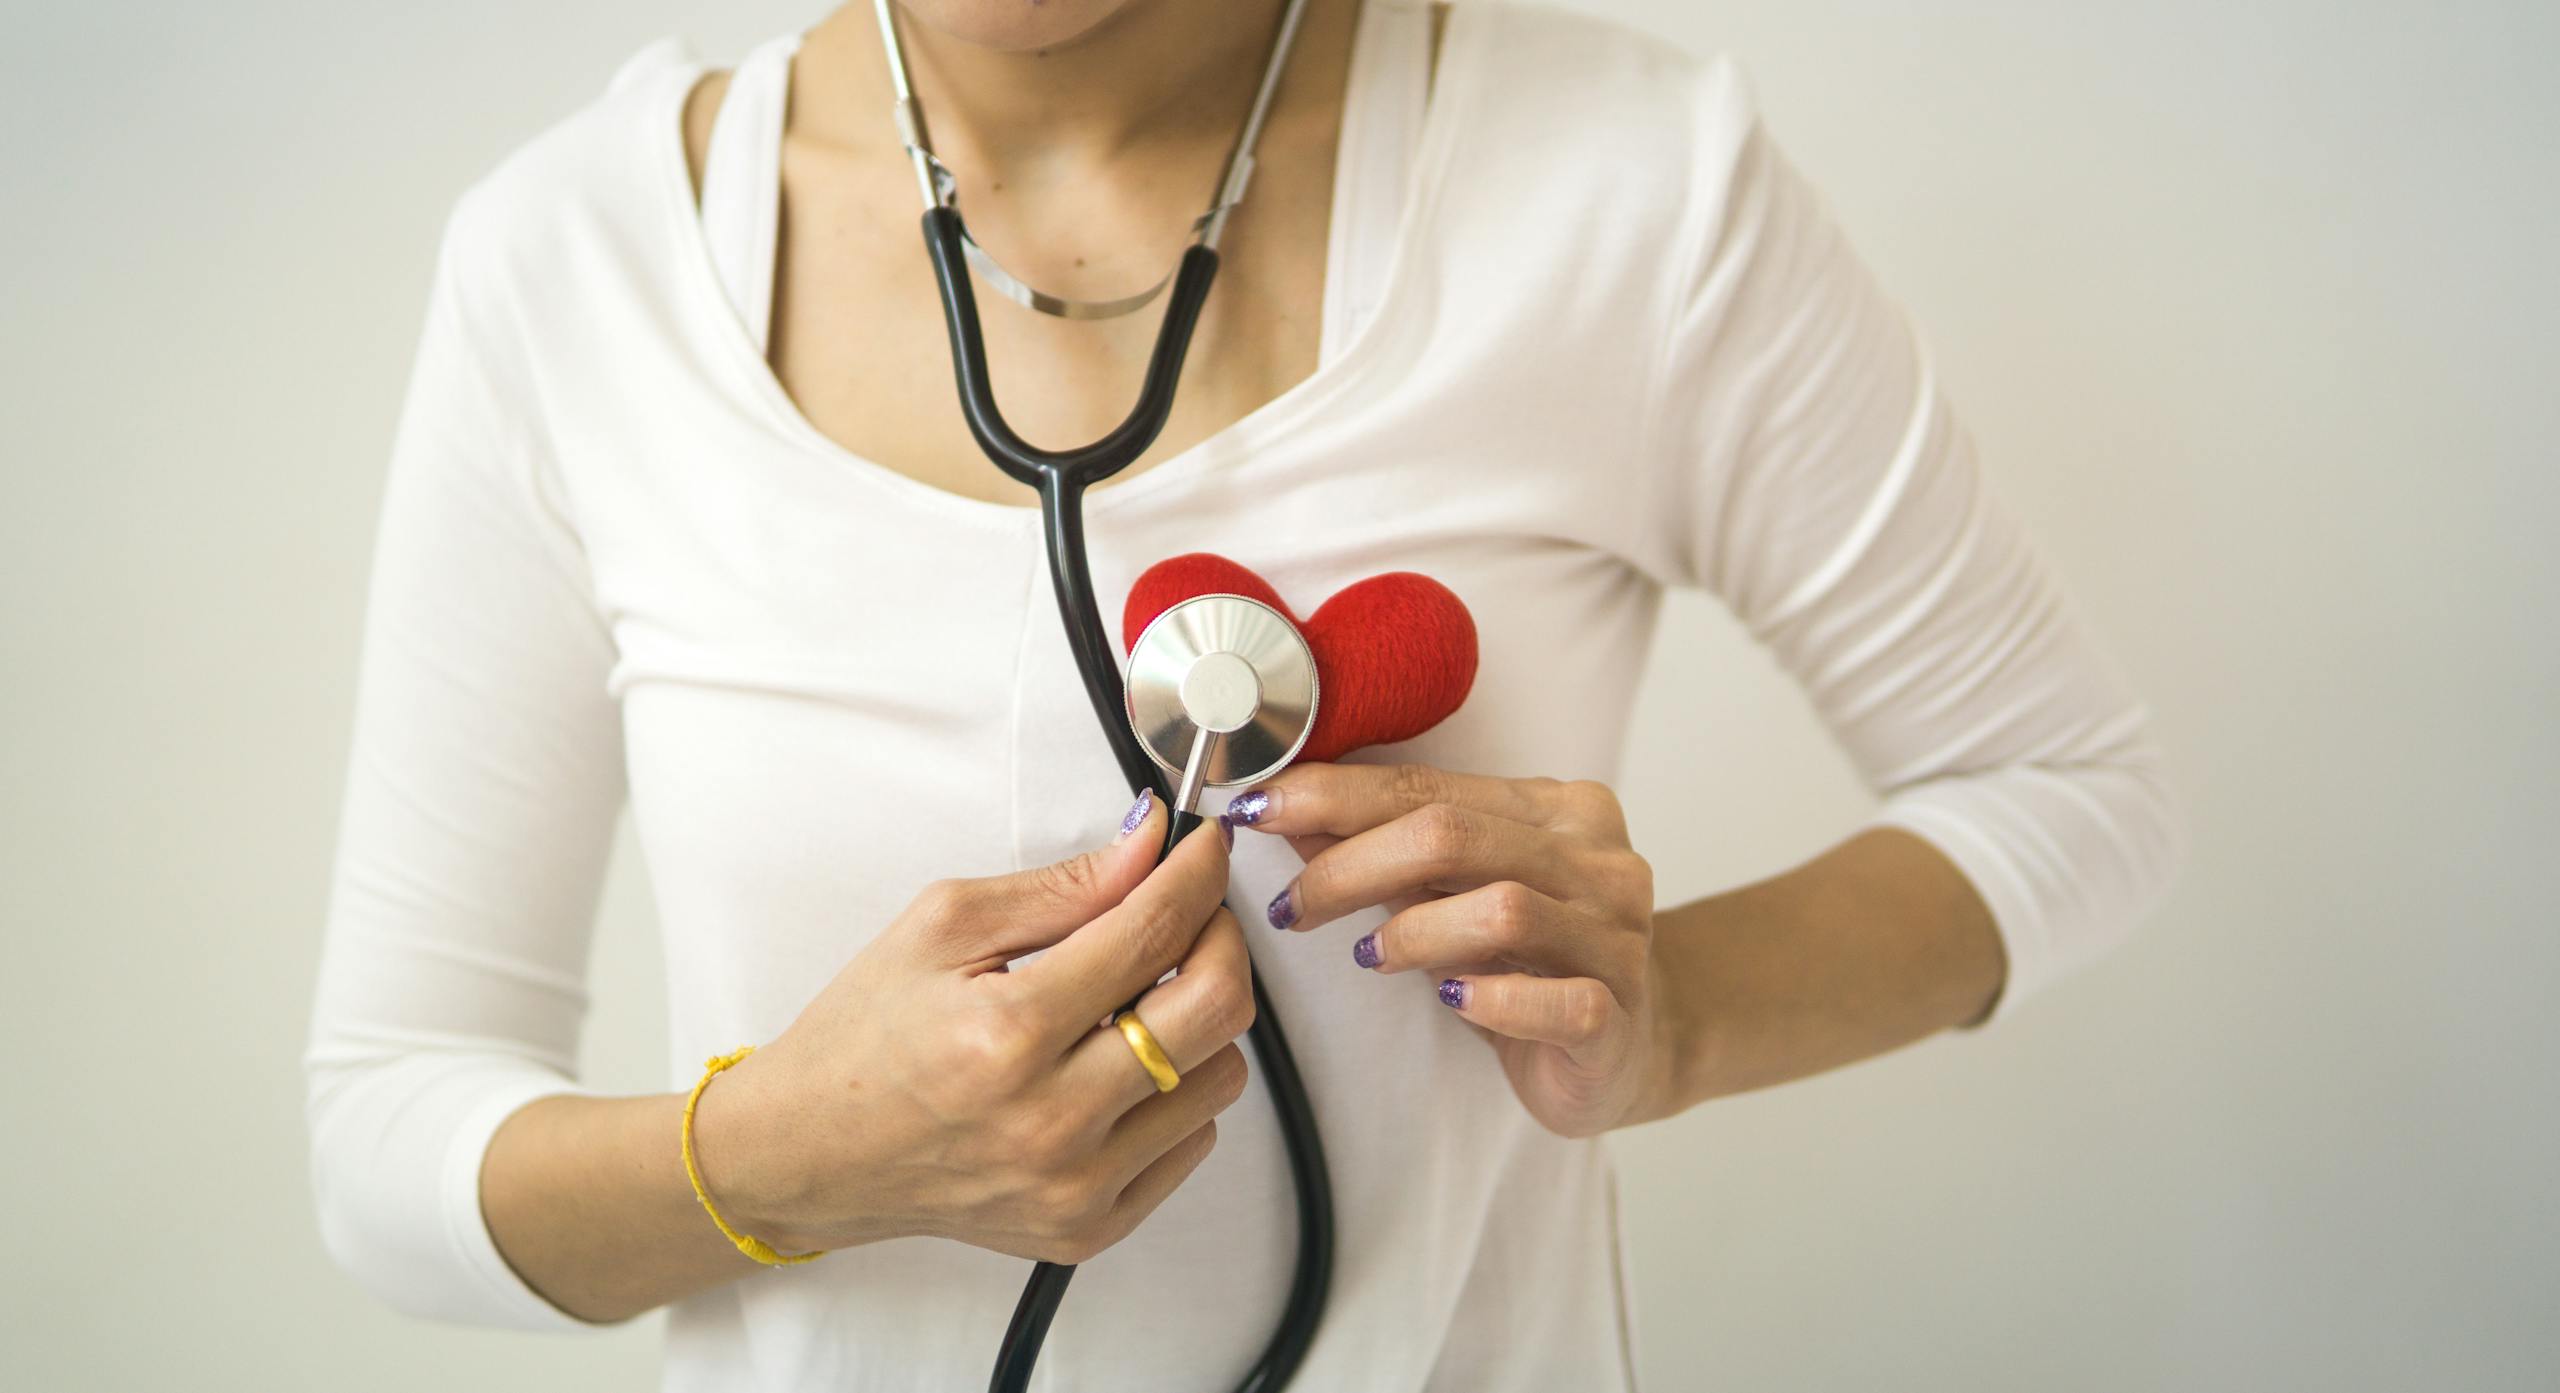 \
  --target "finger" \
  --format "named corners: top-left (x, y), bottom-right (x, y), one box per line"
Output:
top-left (1060, 907), bottom-right (1255, 1110)
top-left (1353, 881), bottom-right (1614, 984)
top-left (1014, 809), bottom-right (1233, 1036)
top-left (1284, 824), bottom-right (1436, 921)
top-left (1096, 1043), bottom-right (1248, 1187)
top-left (1224, 762), bottom-right (1575, 839)
top-left (918, 789), bottom-right (1169, 968)
top-left (1437, 973), bottom-right (1619, 1051)
top-left (1271, 803), bottom-right (1575, 933)
top-left (1274, 830), bottom-right (1439, 915)
top-left (1103, 1117), bottom-right (1219, 1240)
top-left (1213, 794), bottom-right (1338, 868)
